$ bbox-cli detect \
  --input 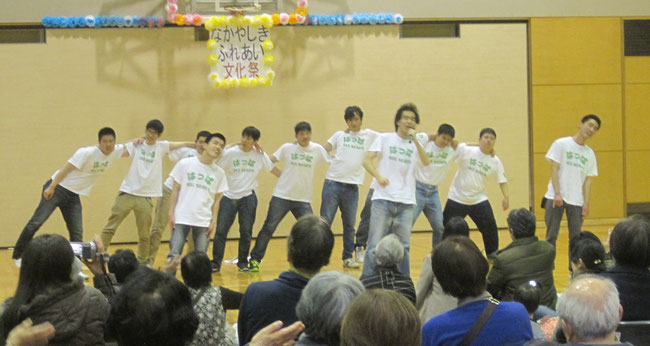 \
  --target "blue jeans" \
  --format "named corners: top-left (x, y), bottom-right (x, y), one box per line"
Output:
top-left (212, 193), bottom-right (258, 269)
top-left (320, 179), bottom-right (359, 260)
top-left (412, 181), bottom-right (444, 248)
top-left (13, 179), bottom-right (83, 259)
top-left (362, 199), bottom-right (414, 276)
top-left (250, 196), bottom-right (313, 262)
top-left (168, 224), bottom-right (209, 259)
top-left (355, 189), bottom-right (374, 247)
